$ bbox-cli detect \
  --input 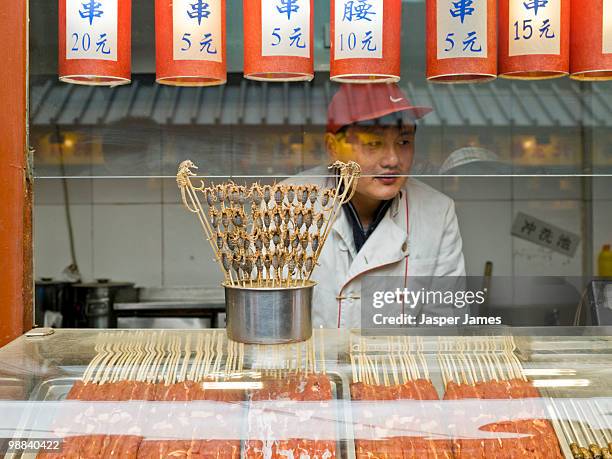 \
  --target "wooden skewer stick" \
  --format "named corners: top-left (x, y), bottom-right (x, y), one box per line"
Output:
top-left (83, 338), bottom-right (107, 384)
